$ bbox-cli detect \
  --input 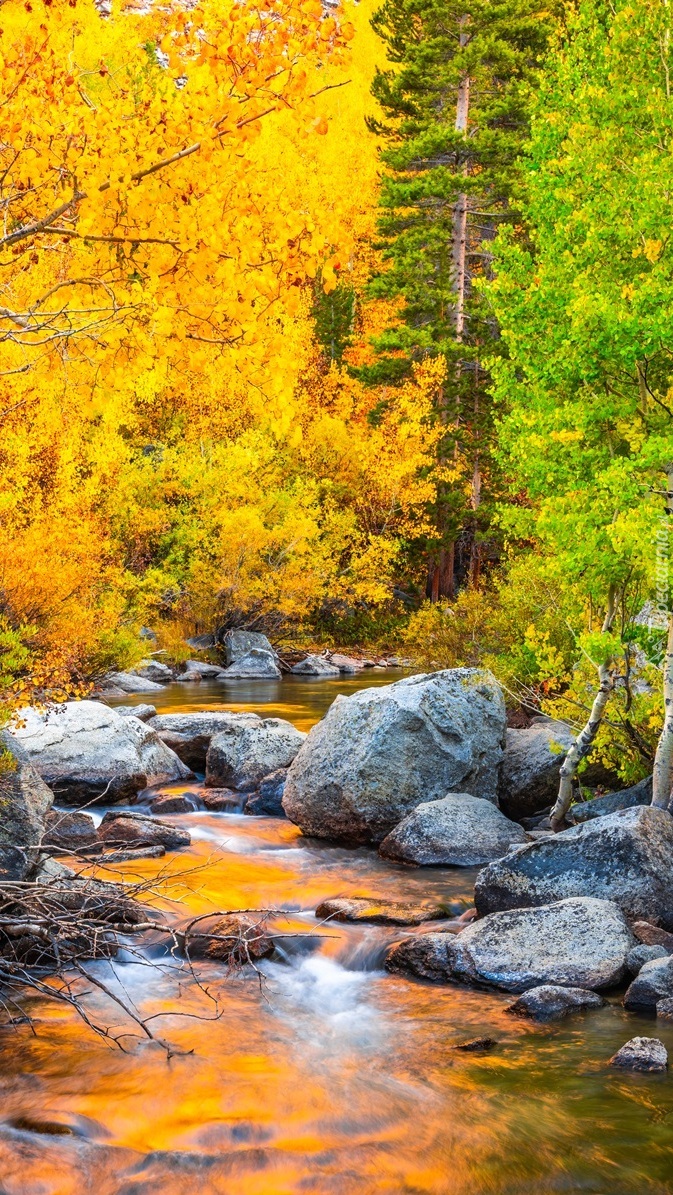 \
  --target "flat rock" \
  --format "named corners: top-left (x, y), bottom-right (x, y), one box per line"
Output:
top-left (98, 810), bottom-right (191, 851)
top-left (626, 944), bottom-right (669, 975)
top-left (623, 957), bottom-right (673, 1011)
top-left (148, 712), bottom-right (260, 771)
top-left (114, 704), bottom-right (157, 722)
top-left (223, 648), bottom-right (281, 679)
top-left (244, 769), bottom-right (287, 816)
top-left (609, 1037), bottom-right (668, 1073)
top-left (0, 732), bottom-right (54, 879)
top-left (315, 896), bottom-right (450, 926)
top-left (206, 718), bottom-right (305, 791)
top-left (291, 655), bottom-right (340, 677)
top-left (9, 702), bottom-right (190, 805)
top-left (179, 914), bottom-right (274, 963)
top-left (224, 629), bottom-right (275, 666)
top-left (499, 720), bottom-right (574, 820)
top-left (507, 985), bottom-right (604, 1021)
top-left (283, 669), bottom-right (506, 845)
top-left (386, 897), bottom-right (634, 992)
top-left (379, 792), bottom-right (527, 866)
top-left (105, 672), bottom-right (166, 693)
top-left (475, 807), bottom-right (673, 929)
top-left (569, 775), bottom-right (653, 823)
top-left (43, 810), bottom-right (98, 853)
top-left (100, 844), bottom-right (166, 862)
